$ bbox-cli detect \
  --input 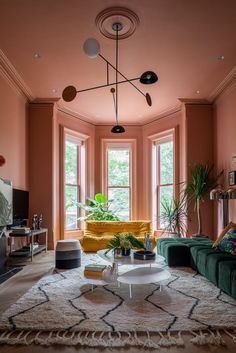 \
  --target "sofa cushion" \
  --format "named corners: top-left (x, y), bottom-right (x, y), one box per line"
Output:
top-left (190, 244), bottom-right (213, 269)
top-left (204, 253), bottom-right (236, 285)
top-left (163, 243), bottom-right (191, 267)
top-left (232, 269), bottom-right (236, 300)
top-left (85, 220), bottom-right (152, 236)
top-left (157, 238), bottom-right (179, 256)
top-left (219, 227), bottom-right (236, 255)
top-left (194, 248), bottom-right (223, 277)
top-left (213, 222), bottom-right (236, 248)
top-left (82, 235), bottom-right (112, 252)
top-left (218, 260), bottom-right (236, 299)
